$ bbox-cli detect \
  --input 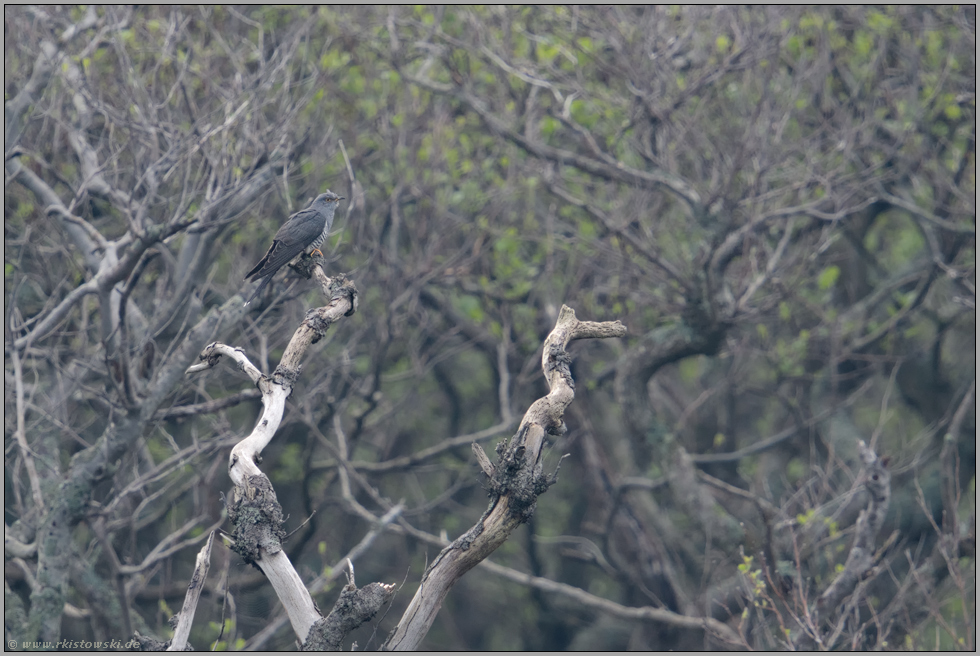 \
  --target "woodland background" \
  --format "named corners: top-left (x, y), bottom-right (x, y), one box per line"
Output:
top-left (4, 5), bottom-right (975, 650)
